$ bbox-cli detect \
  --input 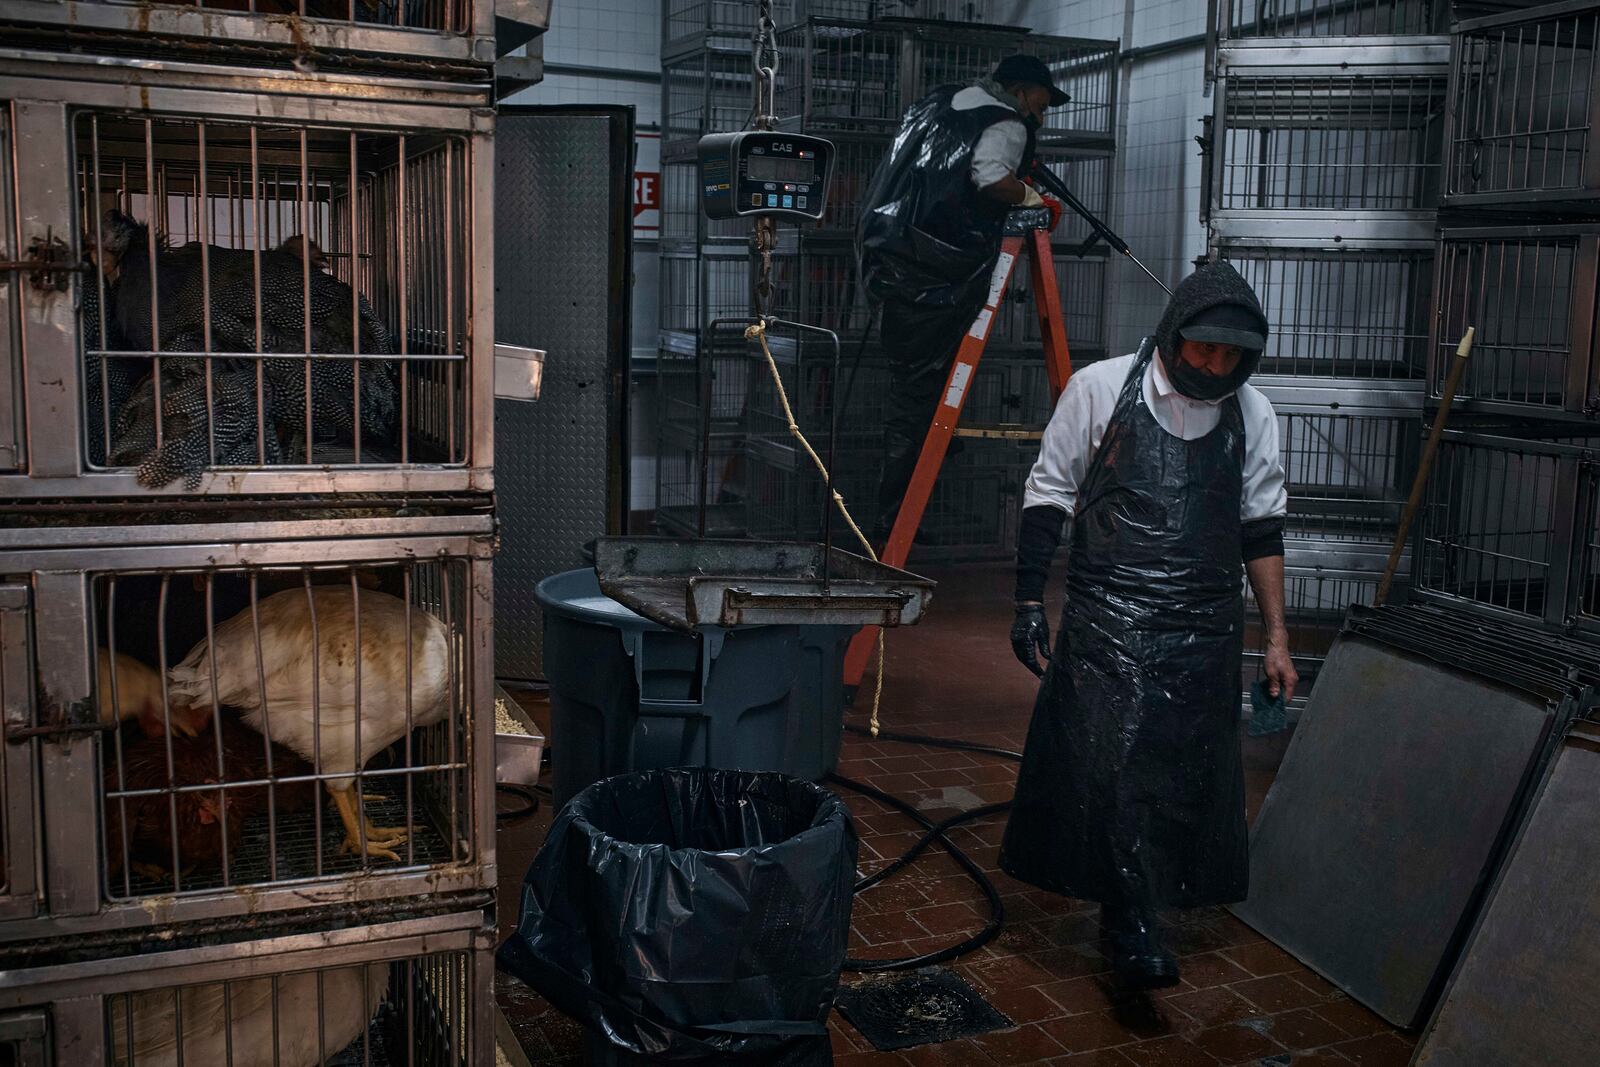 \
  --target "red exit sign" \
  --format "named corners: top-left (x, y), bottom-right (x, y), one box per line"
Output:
top-left (634, 172), bottom-right (659, 221)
